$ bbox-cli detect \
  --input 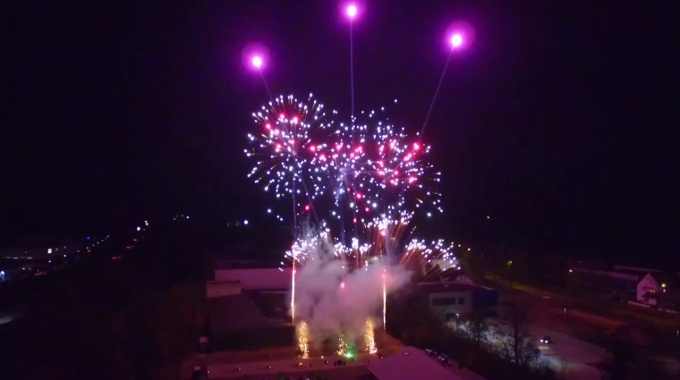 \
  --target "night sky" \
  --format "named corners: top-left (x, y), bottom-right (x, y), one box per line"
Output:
top-left (3, 1), bottom-right (676, 264)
